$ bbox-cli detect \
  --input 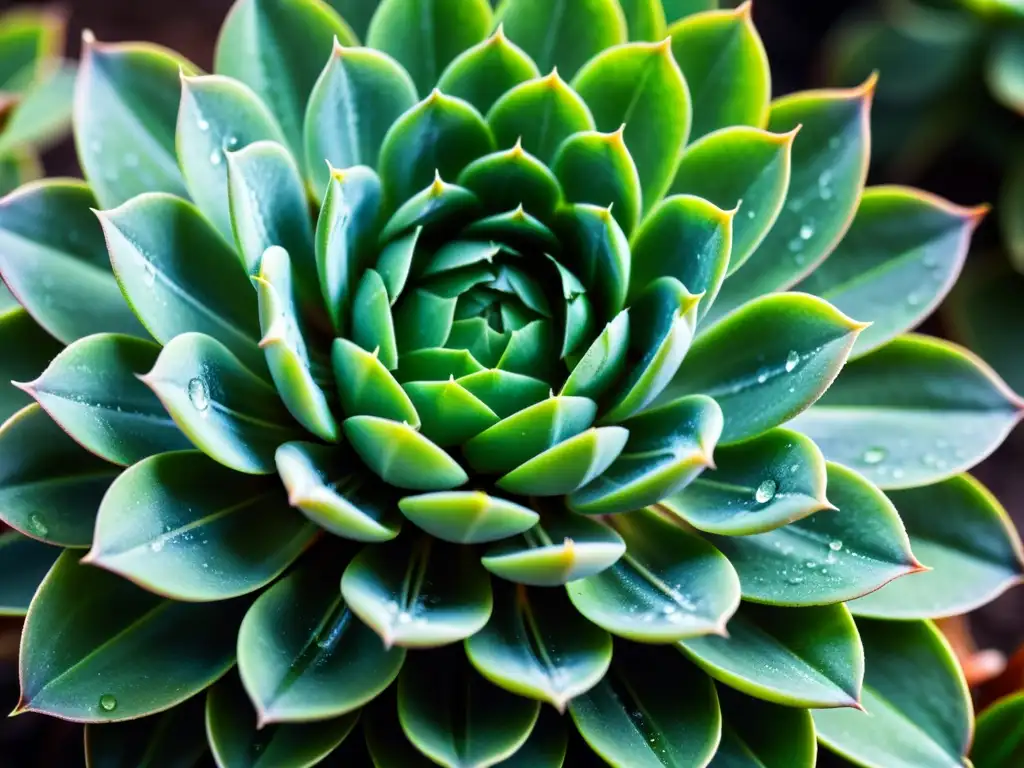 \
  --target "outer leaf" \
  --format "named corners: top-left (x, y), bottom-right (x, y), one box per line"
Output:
top-left (680, 601), bottom-right (863, 708)
top-left (341, 534), bottom-right (493, 647)
top-left (0, 404), bottom-right (119, 547)
top-left (364, 690), bottom-right (437, 767)
top-left (344, 415), bottom-right (468, 490)
top-left (814, 619), bottom-right (972, 768)
top-left (143, 333), bottom-right (302, 475)
top-left (398, 491), bottom-right (538, 544)
top-left (663, 429), bottom-right (831, 536)
top-left (495, 708), bottom-right (568, 767)
top-left (568, 508), bottom-right (740, 642)
top-left (573, 39), bottom-right (691, 212)
top-left (972, 693), bottom-right (1024, 768)
top-left (789, 335), bottom-right (1024, 490)
top-left (177, 73), bottom-right (287, 242)
top-left (74, 37), bottom-right (196, 208)
top-left (708, 79), bottom-right (874, 324)
top-left (570, 642), bottom-right (721, 768)
top-left (706, 462), bottom-right (920, 606)
top-left (436, 26), bottom-right (541, 115)
top-left (214, 0), bottom-right (357, 156)
top-left (666, 292), bottom-right (864, 444)
top-left (304, 42), bottom-right (417, 192)
top-left (849, 475), bottom-right (1024, 619)
top-left (794, 186), bottom-right (985, 357)
top-left (398, 647), bottom-right (541, 768)
top-left (619, 0), bottom-right (667, 41)
top-left (97, 193), bottom-right (265, 375)
top-left (333, 337), bottom-right (418, 423)
top-left (668, 4), bottom-right (770, 140)
top-left (20, 333), bottom-right (189, 465)
top-left (237, 550), bottom-right (406, 724)
top-left (664, 0), bottom-right (719, 23)
top-left (0, 532), bottom-right (59, 616)
top-left (87, 450), bottom-right (314, 602)
top-left (466, 581), bottom-right (611, 710)
top-left (0, 179), bottom-right (146, 344)
top-left (495, 0), bottom-right (627, 80)
top-left (670, 126), bottom-right (795, 273)
top-left (366, 0), bottom-right (493, 96)
top-left (18, 550), bottom-right (241, 722)
top-left (0, 309), bottom-right (63, 423)
top-left (84, 696), bottom-right (208, 768)
top-left (206, 672), bottom-right (358, 768)
top-left (711, 689), bottom-right (817, 768)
